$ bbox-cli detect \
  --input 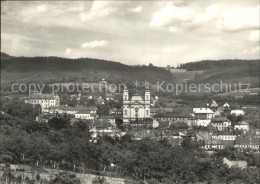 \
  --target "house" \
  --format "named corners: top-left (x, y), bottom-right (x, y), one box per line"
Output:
top-left (123, 87), bottom-right (151, 124)
top-left (70, 93), bottom-right (81, 101)
top-left (129, 119), bottom-right (153, 128)
top-left (105, 93), bottom-right (115, 101)
top-left (213, 107), bottom-right (224, 117)
top-left (24, 93), bottom-right (60, 112)
top-left (193, 108), bottom-right (214, 120)
top-left (44, 105), bottom-right (97, 116)
top-left (194, 119), bottom-right (211, 127)
top-left (222, 103), bottom-right (230, 108)
top-left (90, 121), bottom-right (114, 138)
top-left (150, 107), bottom-right (173, 117)
top-left (152, 119), bottom-right (160, 128)
top-left (158, 121), bottom-right (171, 129)
top-left (212, 133), bottom-right (236, 147)
top-left (75, 110), bottom-right (95, 120)
top-left (203, 139), bottom-right (224, 150)
top-left (231, 109), bottom-right (245, 116)
top-left (97, 115), bottom-right (116, 126)
top-left (210, 100), bottom-right (218, 108)
top-left (153, 111), bottom-right (194, 126)
top-left (223, 157), bottom-right (247, 169)
top-left (234, 136), bottom-right (260, 150)
top-left (211, 117), bottom-right (231, 131)
top-left (242, 105), bottom-right (259, 110)
top-left (169, 136), bottom-right (182, 147)
top-left (109, 108), bottom-right (122, 115)
top-left (212, 134), bottom-right (236, 140)
top-left (234, 121), bottom-right (249, 132)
